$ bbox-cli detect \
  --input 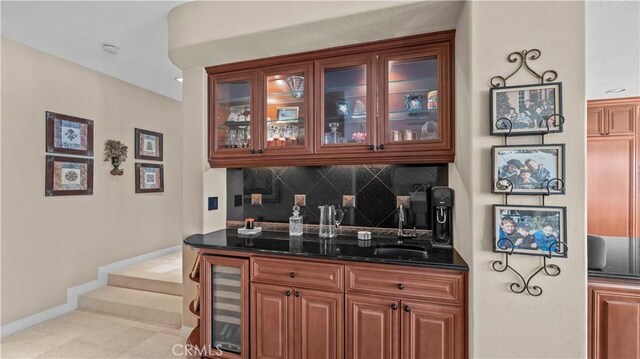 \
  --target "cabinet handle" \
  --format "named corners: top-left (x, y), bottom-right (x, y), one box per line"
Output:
top-left (404, 305), bottom-right (411, 312)
top-left (369, 144), bottom-right (375, 150)
top-left (257, 149), bottom-right (264, 154)
top-left (378, 144), bottom-right (386, 150)
top-left (391, 304), bottom-right (398, 310)
top-left (397, 283), bottom-right (405, 290)
top-left (285, 290), bottom-right (291, 297)
top-left (251, 149), bottom-right (256, 154)
top-left (295, 291), bottom-right (301, 297)
top-left (289, 272), bottom-right (296, 278)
